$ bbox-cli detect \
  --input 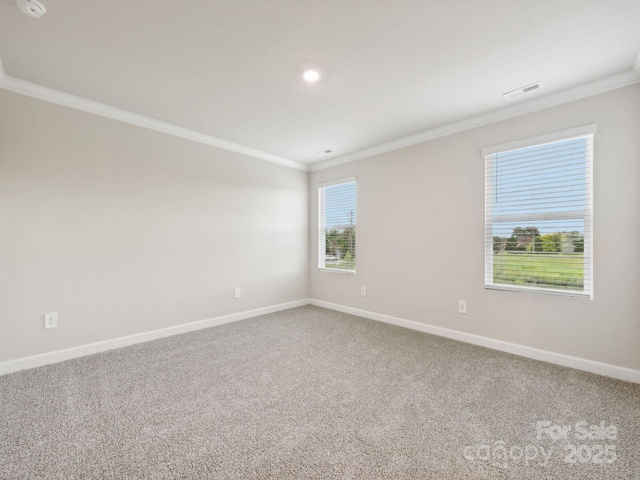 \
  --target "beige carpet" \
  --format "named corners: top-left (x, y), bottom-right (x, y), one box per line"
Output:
top-left (1, 305), bottom-right (639, 479)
